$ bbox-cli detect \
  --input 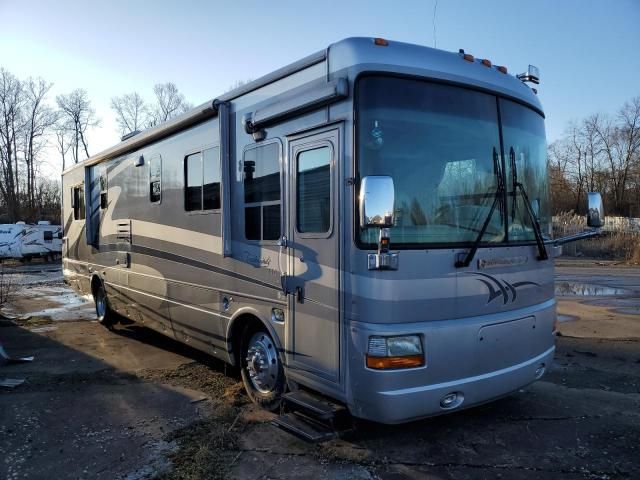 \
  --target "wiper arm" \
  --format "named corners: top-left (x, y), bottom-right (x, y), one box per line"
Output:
top-left (455, 147), bottom-right (505, 268)
top-left (509, 147), bottom-right (548, 261)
